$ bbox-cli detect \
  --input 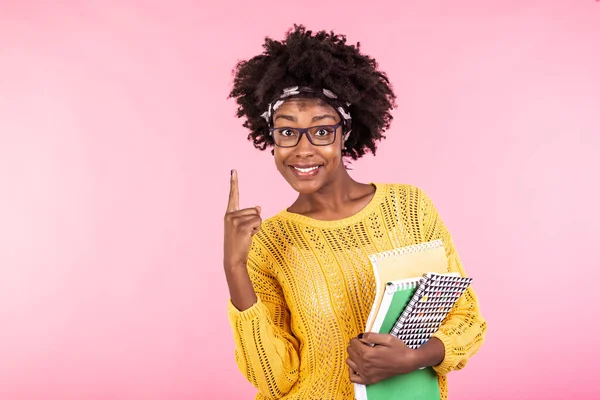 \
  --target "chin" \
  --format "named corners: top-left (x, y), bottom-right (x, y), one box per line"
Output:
top-left (287, 177), bottom-right (324, 195)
